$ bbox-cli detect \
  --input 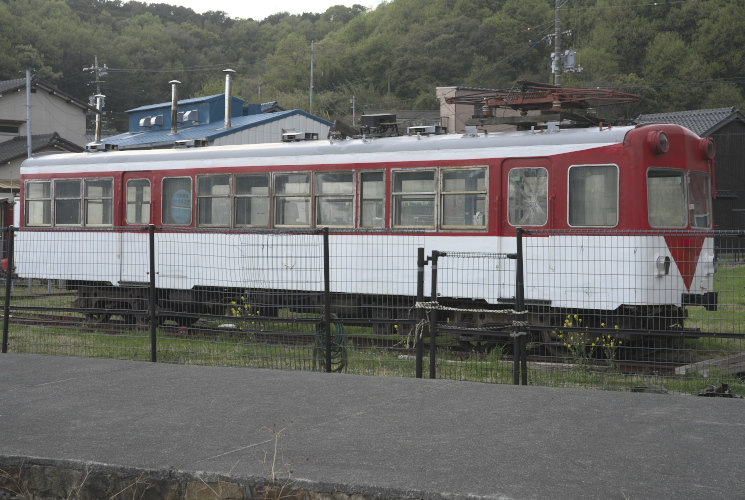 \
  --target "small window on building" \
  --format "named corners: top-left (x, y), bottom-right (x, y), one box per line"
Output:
top-left (235, 174), bottom-right (270, 227)
top-left (197, 175), bottom-right (231, 227)
top-left (275, 173), bottom-right (310, 227)
top-left (360, 171), bottom-right (385, 228)
top-left (441, 167), bottom-right (487, 228)
top-left (316, 172), bottom-right (354, 227)
top-left (688, 172), bottom-right (712, 229)
top-left (392, 170), bottom-right (436, 228)
top-left (647, 169), bottom-right (686, 228)
top-left (126, 179), bottom-right (151, 225)
top-left (55, 179), bottom-right (82, 226)
top-left (85, 178), bottom-right (113, 226)
top-left (568, 165), bottom-right (618, 227)
top-left (25, 181), bottom-right (51, 226)
top-left (162, 177), bottom-right (193, 225)
top-left (508, 167), bottom-right (548, 226)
